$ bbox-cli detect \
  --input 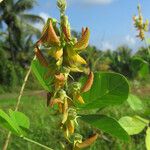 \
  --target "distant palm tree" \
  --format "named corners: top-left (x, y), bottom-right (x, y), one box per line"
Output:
top-left (0, 0), bottom-right (44, 62)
